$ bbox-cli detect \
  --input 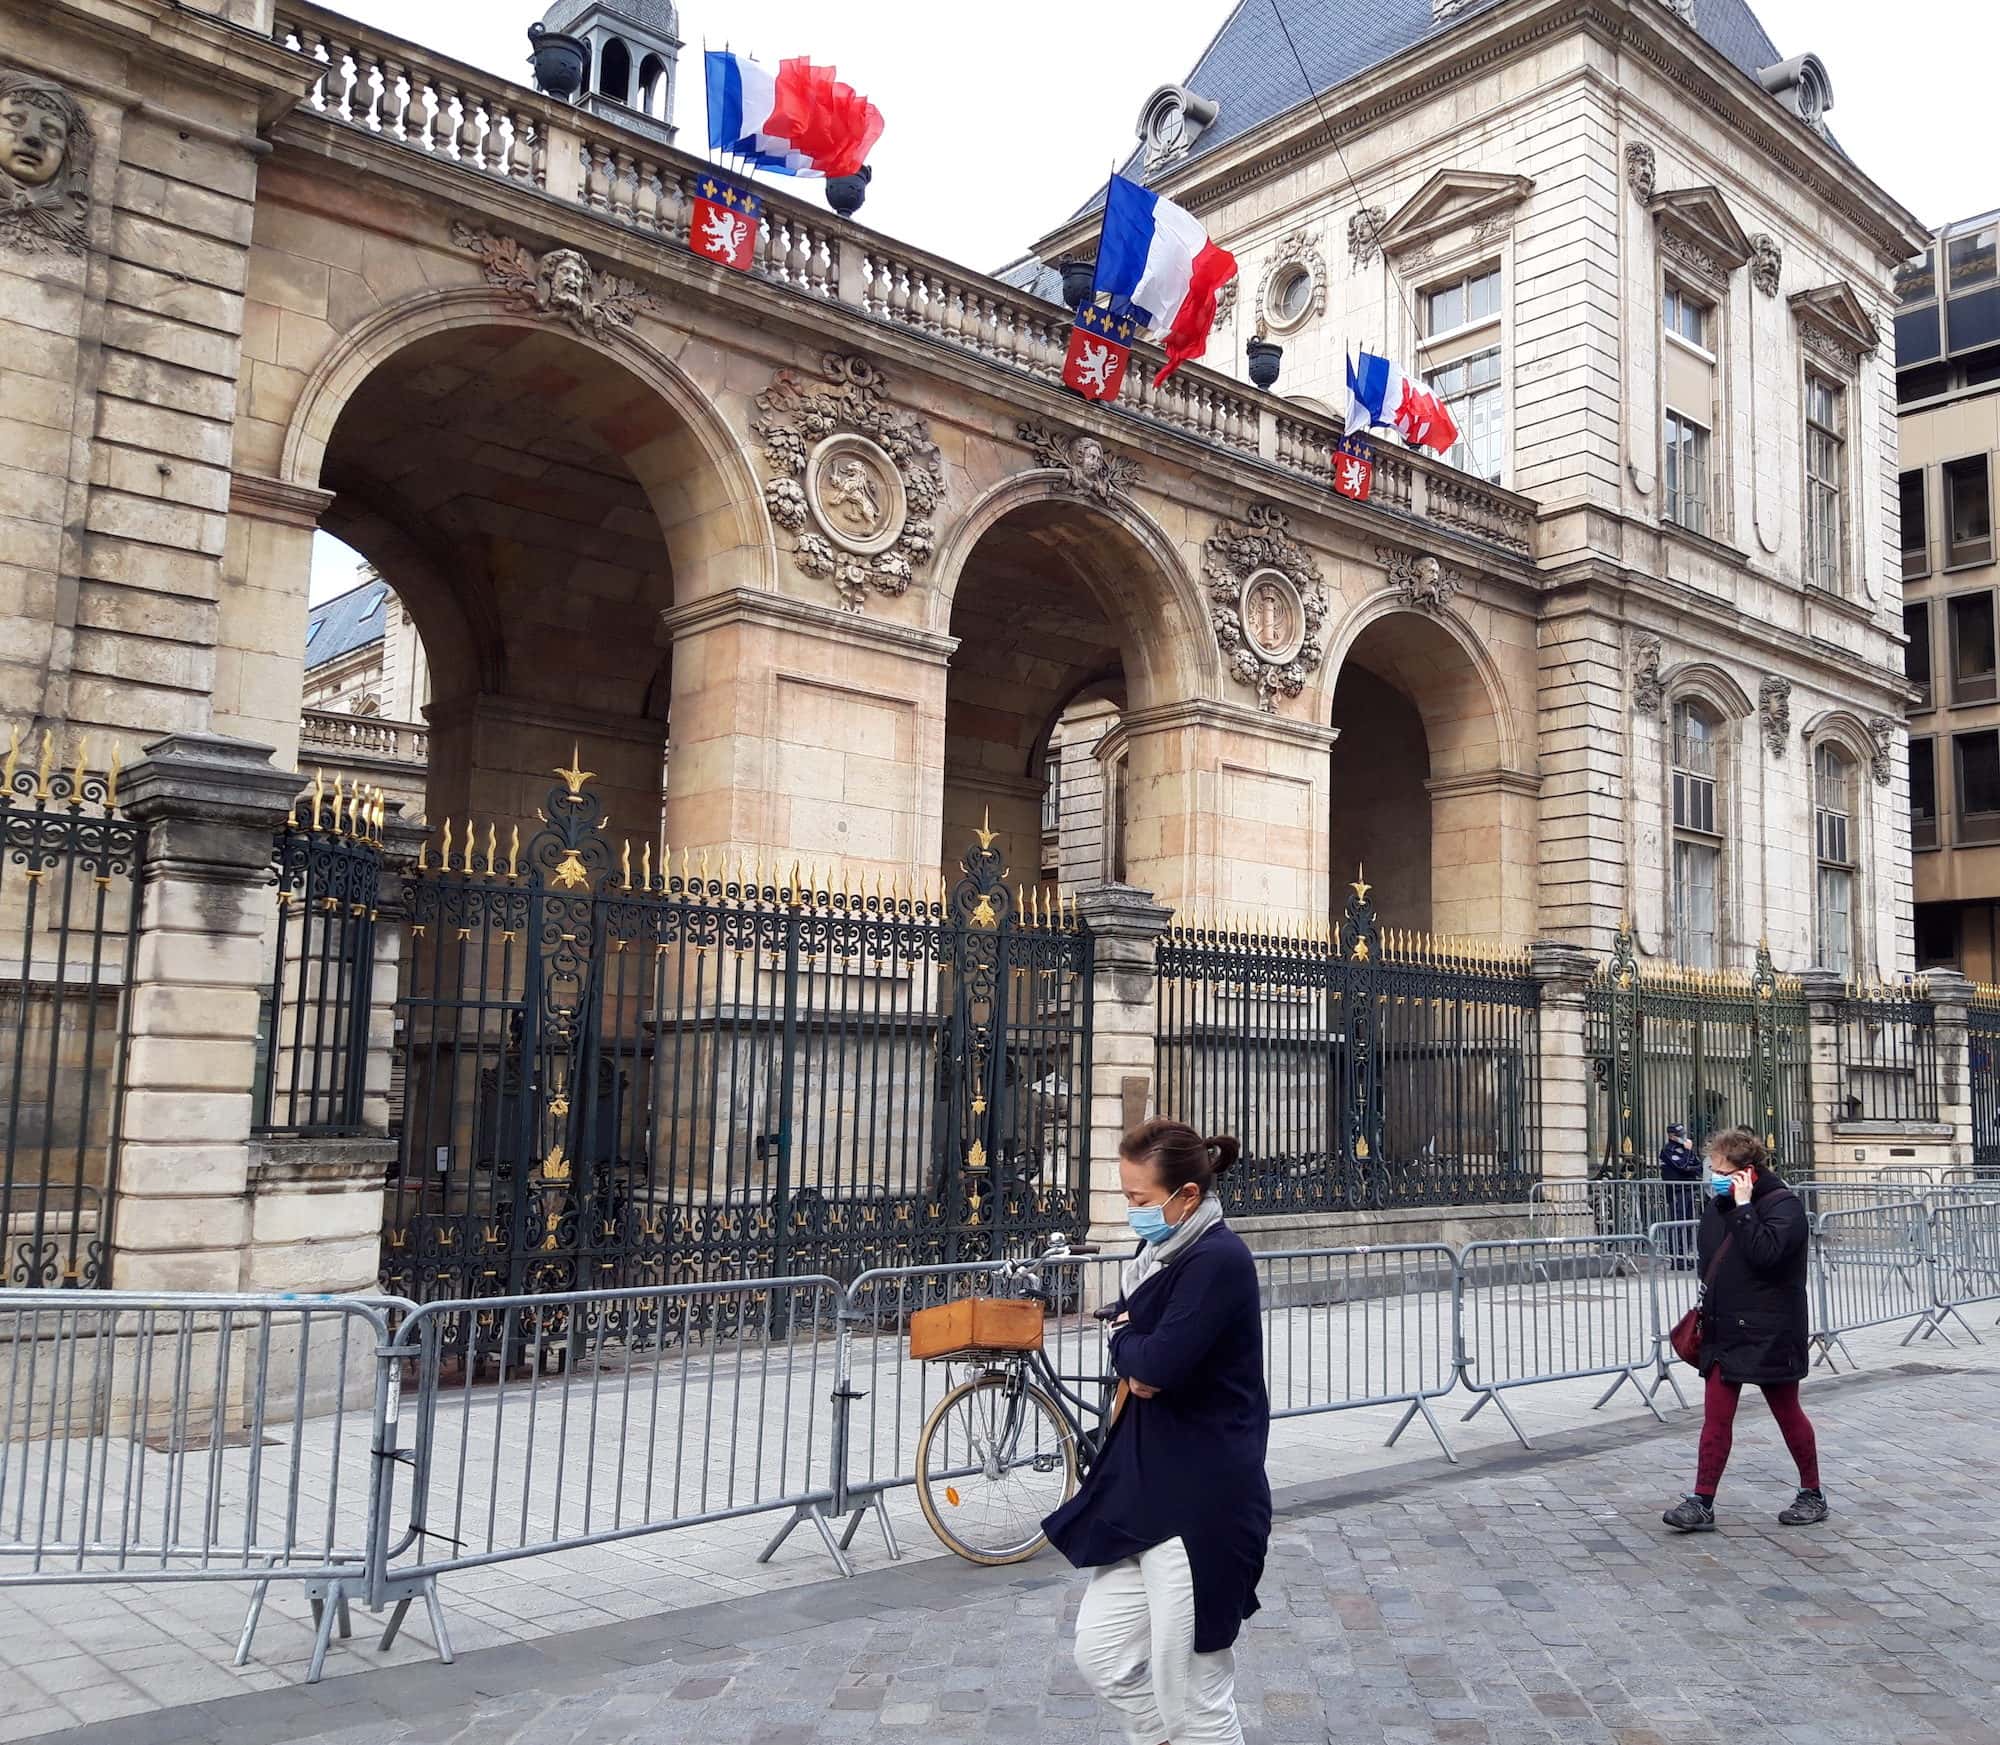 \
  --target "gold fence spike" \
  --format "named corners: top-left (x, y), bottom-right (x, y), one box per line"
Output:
top-left (461, 818), bottom-right (475, 875)
top-left (441, 817), bottom-right (453, 867)
top-left (621, 840), bottom-right (632, 891)
top-left (417, 836), bottom-right (428, 872)
top-left (641, 840), bottom-right (653, 891)
top-left (485, 820), bottom-right (496, 872)
top-left (789, 860), bottom-right (802, 906)
top-left (70, 734), bottom-right (88, 801)
top-left (310, 769), bottom-right (325, 832)
top-left (34, 730), bottom-right (54, 802)
top-left (0, 723), bottom-right (18, 797)
top-left (508, 824), bottom-right (521, 881)
top-left (331, 772), bottom-right (346, 835)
